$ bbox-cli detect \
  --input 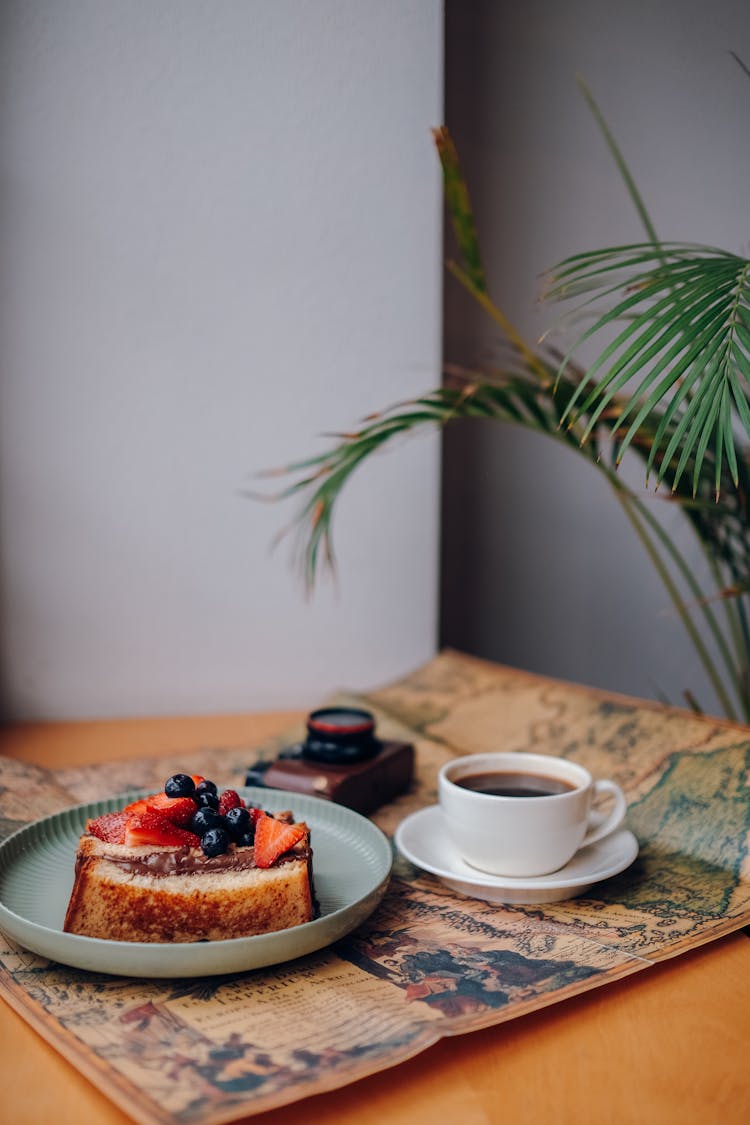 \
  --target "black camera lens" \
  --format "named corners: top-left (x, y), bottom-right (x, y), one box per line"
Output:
top-left (303, 707), bottom-right (378, 764)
